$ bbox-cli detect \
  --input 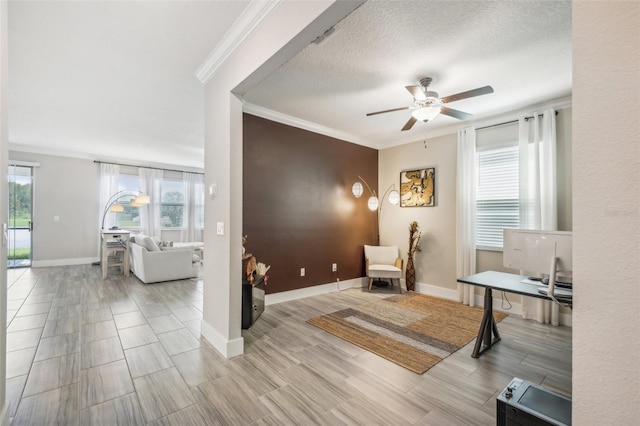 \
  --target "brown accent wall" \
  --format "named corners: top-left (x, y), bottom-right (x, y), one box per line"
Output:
top-left (243, 113), bottom-right (378, 294)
